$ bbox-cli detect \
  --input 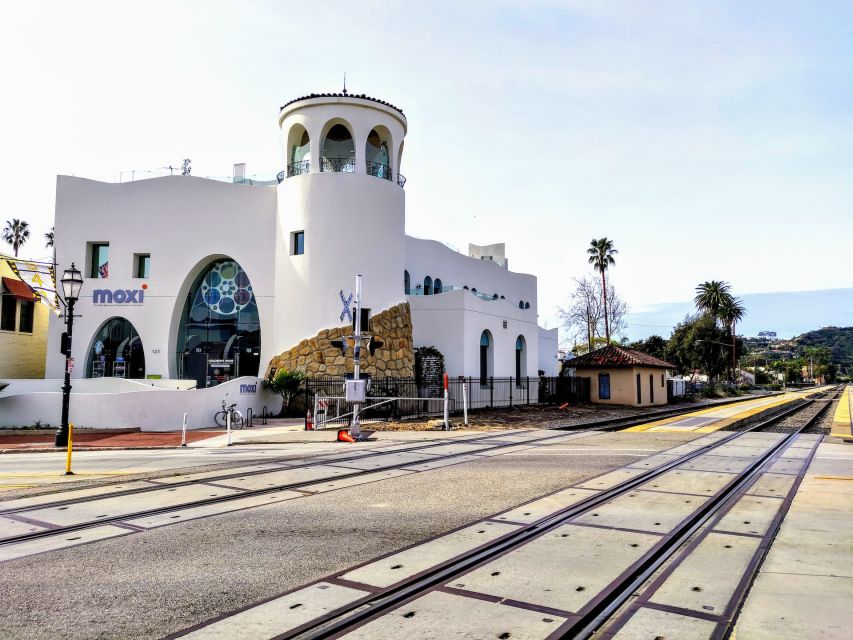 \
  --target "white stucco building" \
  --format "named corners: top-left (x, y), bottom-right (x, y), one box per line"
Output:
top-left (46, 91), bottom-right (559, 388)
